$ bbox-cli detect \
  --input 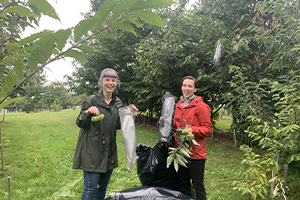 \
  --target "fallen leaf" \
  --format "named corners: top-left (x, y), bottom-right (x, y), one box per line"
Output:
top-left (34, 158), bottom-right (37, 162)
top-left (6, 140), bottom-right (10, 143)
